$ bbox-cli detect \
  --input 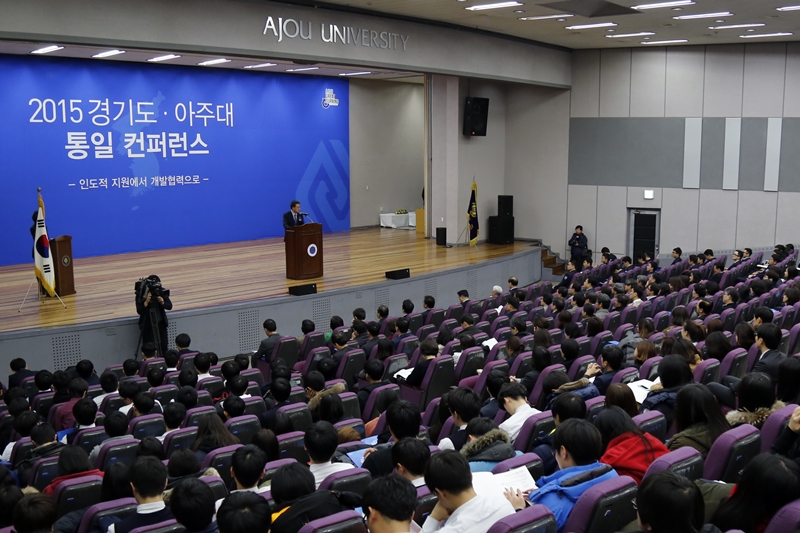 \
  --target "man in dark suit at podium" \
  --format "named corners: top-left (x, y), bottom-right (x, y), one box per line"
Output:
top-left (283, 200), bottom-right (305, 229)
